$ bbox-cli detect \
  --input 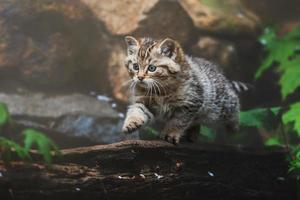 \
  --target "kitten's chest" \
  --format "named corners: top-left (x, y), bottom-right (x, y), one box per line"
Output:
top-left (150, 96), bottom-right (179, 118)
